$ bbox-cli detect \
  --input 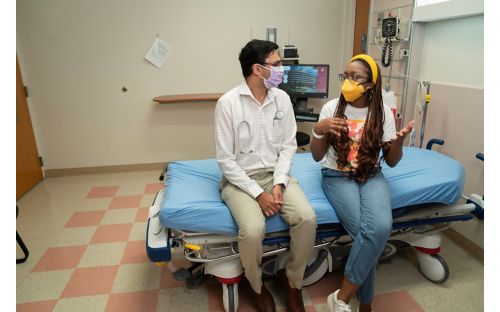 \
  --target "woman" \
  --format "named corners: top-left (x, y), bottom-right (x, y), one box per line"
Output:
top-left (310, 54), bottom-right (414, 312)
